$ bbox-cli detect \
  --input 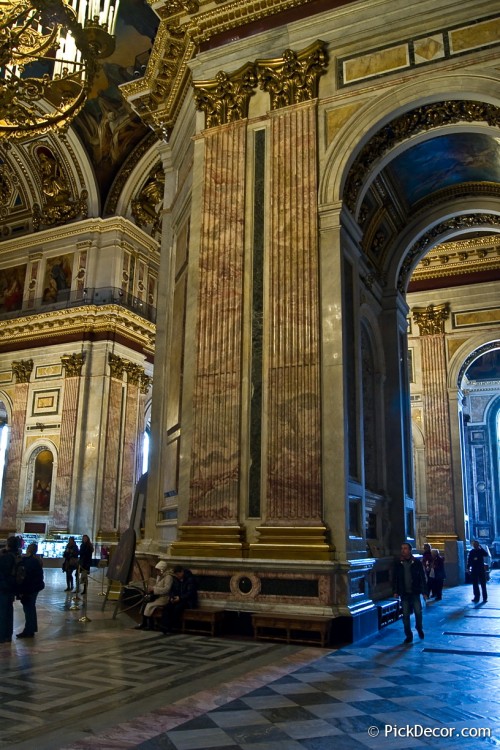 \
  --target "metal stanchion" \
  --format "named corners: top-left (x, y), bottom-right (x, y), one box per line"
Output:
top-left (78, 568), bottom-right (91, 622)
top-left (97, 559), bottom-right (108, 596)
top-left (69, 566), bottom-right (81, 610)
